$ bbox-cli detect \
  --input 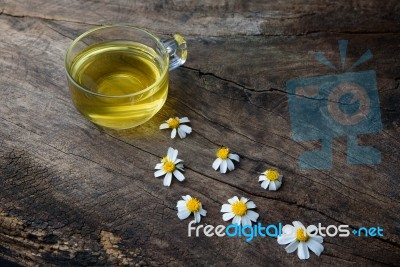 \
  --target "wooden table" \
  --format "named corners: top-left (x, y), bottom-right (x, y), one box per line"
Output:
top-left (1, 1), bottom-right (399, 266)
